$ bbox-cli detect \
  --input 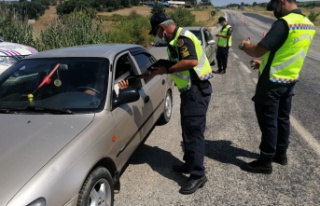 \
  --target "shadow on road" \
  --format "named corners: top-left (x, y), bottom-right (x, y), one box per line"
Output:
top-left (126, 143), bottom-right (188, 186)
top-left (204, 140), bottom-right (259, 167)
